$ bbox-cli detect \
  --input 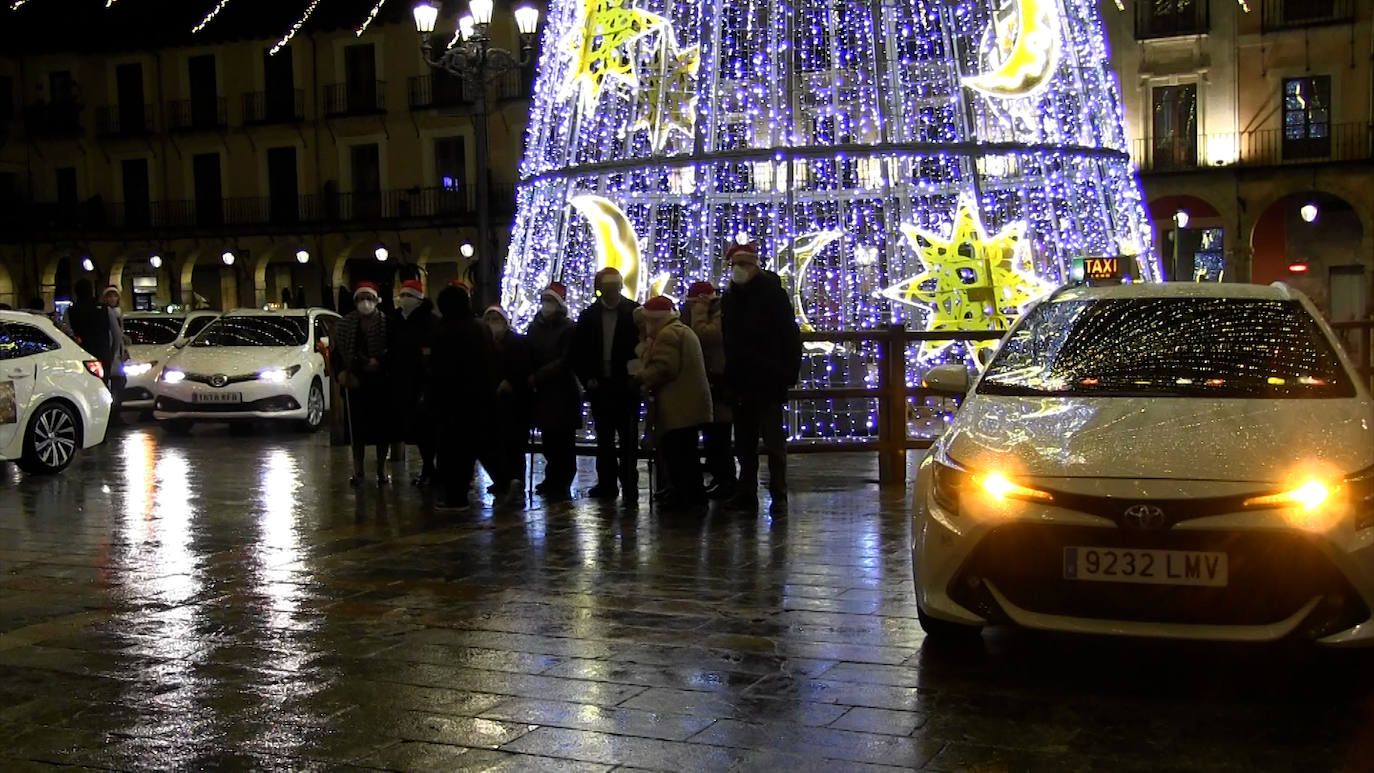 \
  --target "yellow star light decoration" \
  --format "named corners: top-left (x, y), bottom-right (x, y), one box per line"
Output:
top-left (633, 31), bottom-right (700, 152)
top-left (565, 0), bottom-right (667, 116)
top-left (880, 200), bottom-right (1053, 363)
